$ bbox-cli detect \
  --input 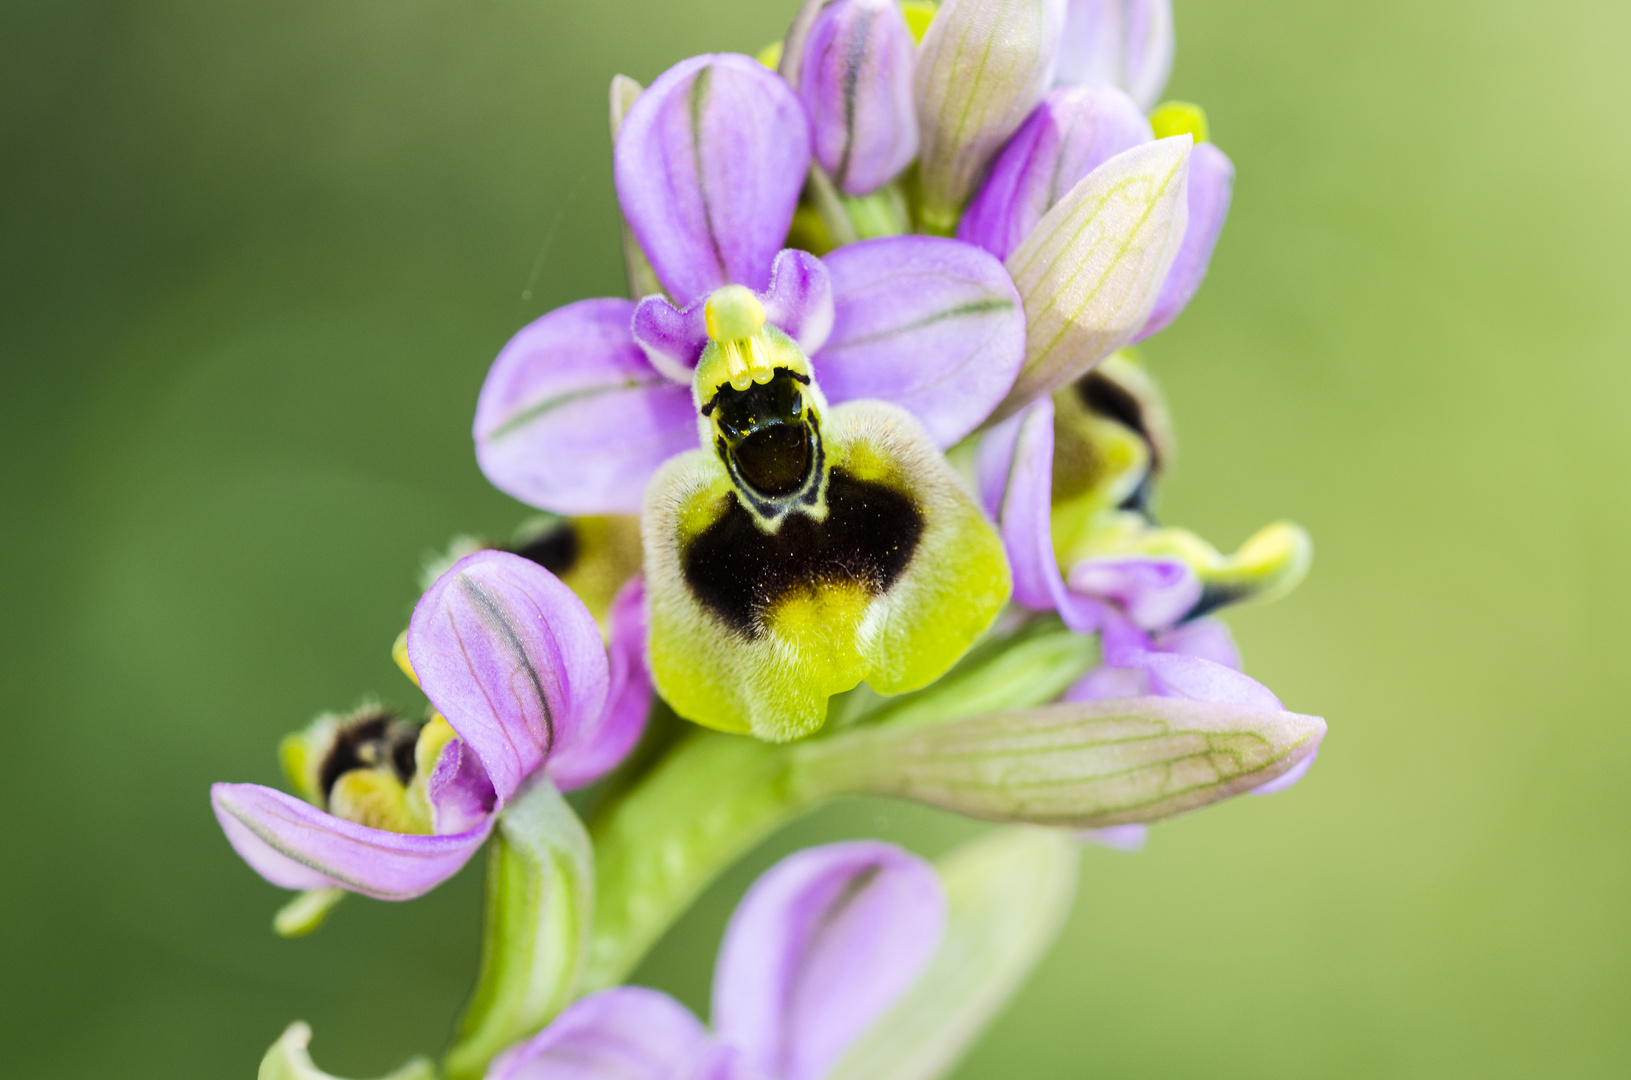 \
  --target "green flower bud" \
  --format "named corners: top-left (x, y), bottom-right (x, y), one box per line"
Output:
top-left (797, 696), bottom-right (1325, 826)
top-left (258, 1023), bottom-right (434, 1080)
